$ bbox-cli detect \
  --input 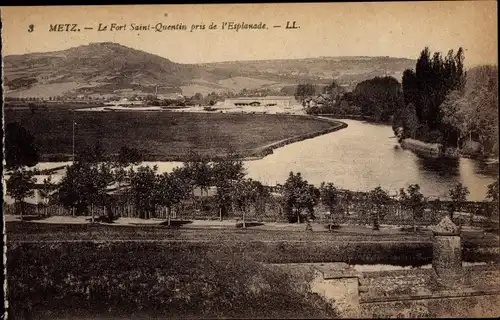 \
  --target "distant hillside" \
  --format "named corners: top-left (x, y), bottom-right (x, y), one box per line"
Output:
top-left (3, 42), bottom-right (416, 98)
top-left (3, 42), bottom-right (212, 98)
top-left (198, 56), bottom-right (414, 84)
